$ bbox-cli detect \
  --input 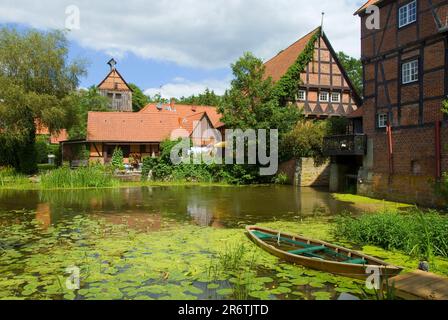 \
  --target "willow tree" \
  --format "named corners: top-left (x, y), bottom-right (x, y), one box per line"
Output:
top-left (0, 27), bottom-right (86, 173)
